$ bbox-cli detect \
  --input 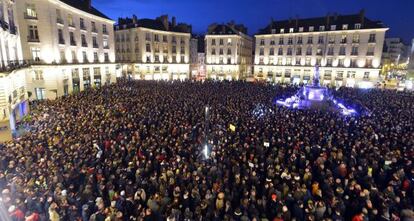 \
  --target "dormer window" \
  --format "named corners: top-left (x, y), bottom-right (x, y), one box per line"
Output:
top-left (309, 26), bottom-right (314, 32)
top-left (299, 27), bottom-right (304, 32)
top-left (355, 23), bottom-right (361, 29)
top-left (319, 26), bottom-right (325, 31)
top-left (331, 25), bottom-right (336, 31)
top-left (289, 28), bottom-right (294, 33)
top-left (271, 29), bottom-right (276, 34)
top-left (342, 24), bottom-right (348, 30)
top-left (280, 28), bottom-right (285, 33)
